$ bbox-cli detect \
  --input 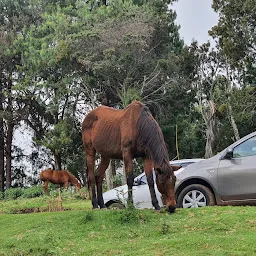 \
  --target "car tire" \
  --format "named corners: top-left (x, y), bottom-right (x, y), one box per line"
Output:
top-left (107, 202), bottom-right (125, 210)
top-left (177, 184), bottom-right (215, 208)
